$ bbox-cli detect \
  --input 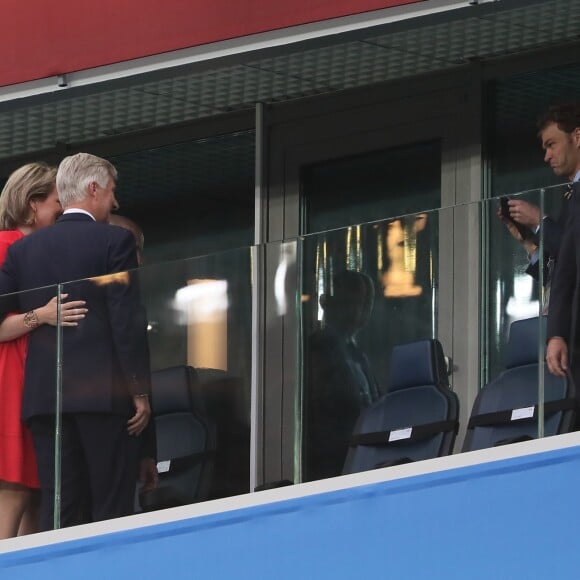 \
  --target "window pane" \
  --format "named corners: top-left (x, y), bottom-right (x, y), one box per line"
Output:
top-left (109, 130), bottom-right (255, 263)
top-left (300, 140), bottom-right (442, 481)
top-left (302, 140), bottom-right (441, 234)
